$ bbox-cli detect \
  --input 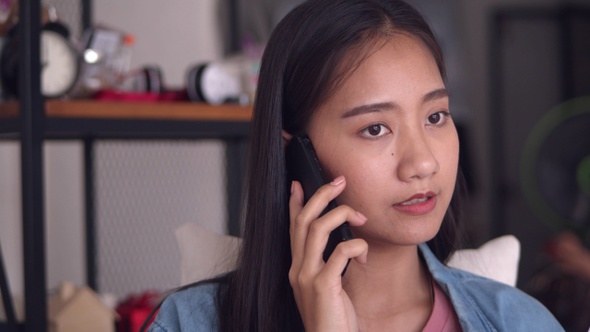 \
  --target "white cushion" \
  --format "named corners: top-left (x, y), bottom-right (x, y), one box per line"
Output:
top-left (447, 234), bottom-right (520, 286)
top-left (175, 223), bottom-right (241, 286)
top-left (176, 223), bottom-right (520, 288)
